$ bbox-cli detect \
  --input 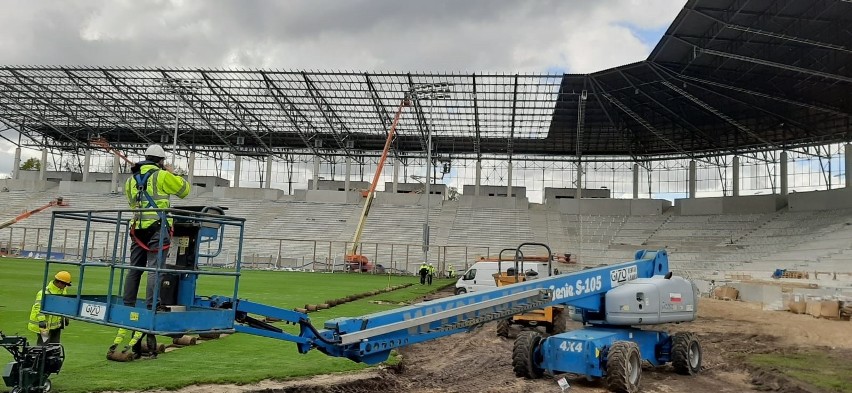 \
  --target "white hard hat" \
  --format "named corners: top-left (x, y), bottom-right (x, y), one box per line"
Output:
top-left (145, 144), bottom-right (167, 159)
